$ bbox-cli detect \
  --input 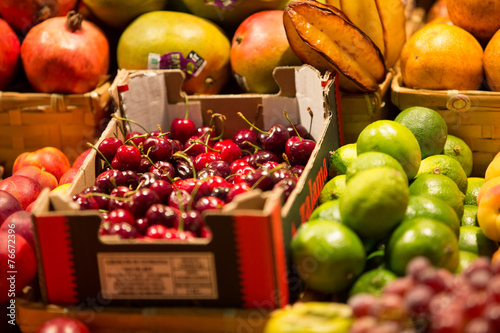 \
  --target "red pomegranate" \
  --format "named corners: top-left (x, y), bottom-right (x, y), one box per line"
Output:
top-left (0, 0), bottom-right (77, 34)
top-left (20, 10), bottom-right (109, 94)
top-left (0, 19), bottom-right (20, 90)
